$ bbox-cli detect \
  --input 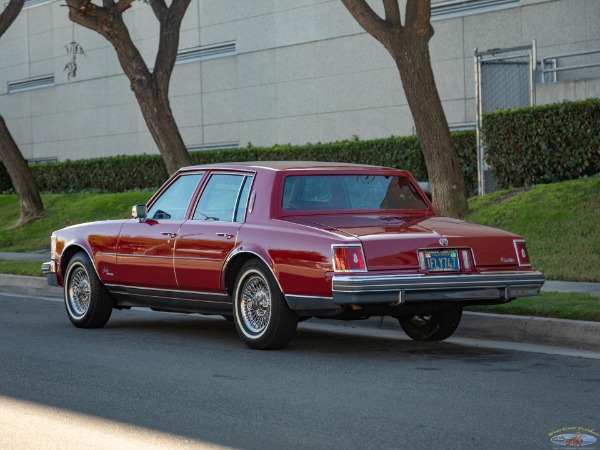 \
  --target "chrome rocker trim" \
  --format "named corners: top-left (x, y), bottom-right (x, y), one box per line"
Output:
top-left (332, 270), bottom-right (545, 305)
